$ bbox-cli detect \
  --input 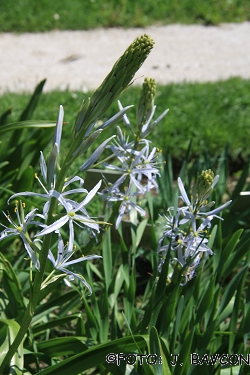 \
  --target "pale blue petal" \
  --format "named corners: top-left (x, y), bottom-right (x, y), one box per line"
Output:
top-left (40, 151), bottom-right (47, 182)
top-left (59, 267), bottom-right (93, 295)
top-left (211, 175), bottom-right (219, 188)
top-left (43, 200), bottom-right (51, 216)
top-left (141, 105), bottom-right (156, 133)
top-left (63, 175), bottom-right (84, 187)
top-left (8, 192), bottom-right (49, 204)
top-left (62, 188), bottom-right (88, 196)
top-left (54, 105), bottom-right (64, 151)
top-left (35, 216), bottom-right (69, 237)
top-left (63, 254), bottom-right (102, 267)
top-left (47, 143), bottom-right (59, 187)
top-left (56, 232), bottom-right (65, 265)
top-left (73, 129), bottom-right (102, 159)
top-left (68, 220), bottom-right (74, 252)
top-left (141, 108), bottom-right (169, 138)
top-left (21, 233), bottom-right (40, 270)
top-left (178, 177), bottom-right (191, 206)
top-left (47, 249), bottom-right (56, 266)
top-left (79, 136), bottom-right (115, 171)
top-left (201, 200), bottom-right (232, 217)
top-left (117, 100), bottom-right (131, 128)
top-left (73, 215), bottom-right (99, 231)
top-left (76, 180), bottom-right (102, 208)
top-left (130, 201), bottom-right (146, 216)
top-left (100, 105), bottom-right (133, 130)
